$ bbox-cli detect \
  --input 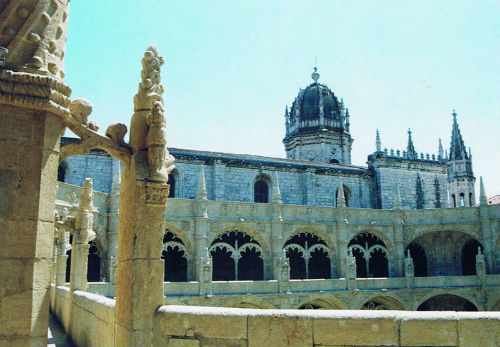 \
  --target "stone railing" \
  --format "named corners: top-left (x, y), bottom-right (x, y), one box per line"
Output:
top-left (154, 305), bottom-right (500, 347)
